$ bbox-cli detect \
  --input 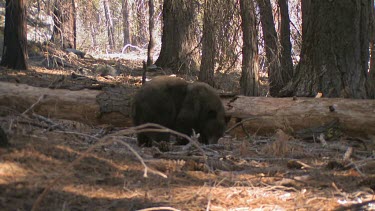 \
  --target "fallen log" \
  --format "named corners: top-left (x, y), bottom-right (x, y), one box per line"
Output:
top-left (0, 82), bottom-right (374, 137)
top-left (222, 96), bottom-right (375, 137)
top-left (0, 82), bottom-right (134, 126)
